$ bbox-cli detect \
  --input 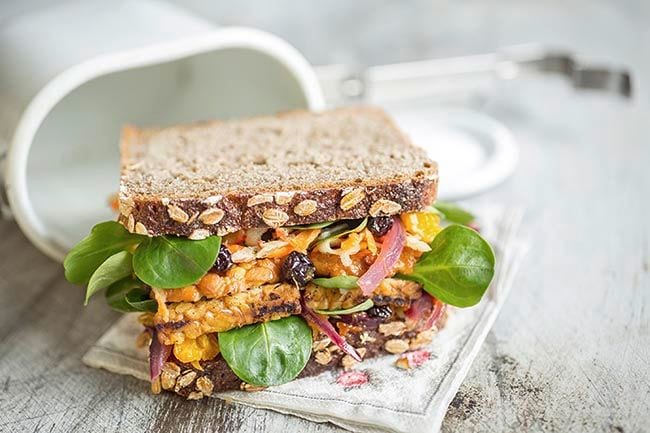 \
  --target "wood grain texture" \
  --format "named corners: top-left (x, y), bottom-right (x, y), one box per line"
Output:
top-left (1, 1), bottom-right (649, 432)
